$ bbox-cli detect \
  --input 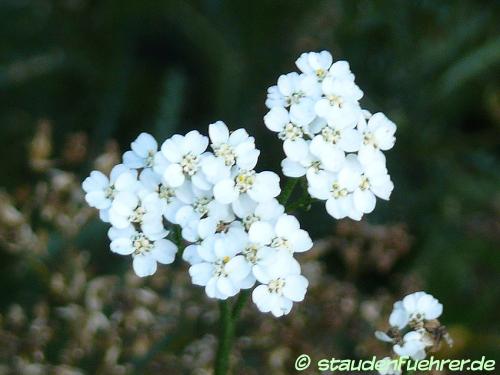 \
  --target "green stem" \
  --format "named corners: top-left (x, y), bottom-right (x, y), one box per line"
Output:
top-left (279, 178), bottom-right (299, 206)
top-left (214, 290), bottom-right (251, 375)
top-left (173, 224), bottom-right (184, 254)
top-left (232, 289), bottom-right (250, 319)
top-left (215, 300), bottom-right (234, 375)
